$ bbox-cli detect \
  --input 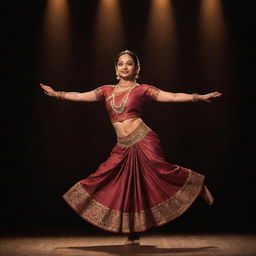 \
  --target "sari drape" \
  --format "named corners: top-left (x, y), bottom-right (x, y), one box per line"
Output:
top-left (63, 121), bottom-right (205, 233)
